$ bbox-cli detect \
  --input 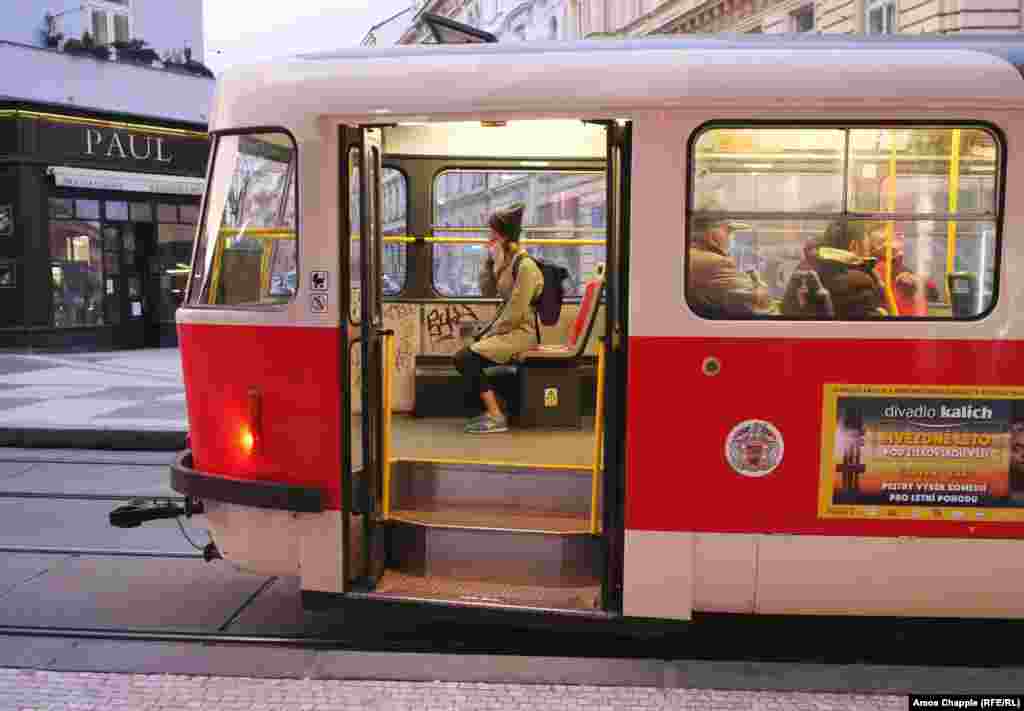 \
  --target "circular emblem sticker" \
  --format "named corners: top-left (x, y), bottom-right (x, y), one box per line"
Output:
top-left (725, 420), bottom-right (784, 477)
